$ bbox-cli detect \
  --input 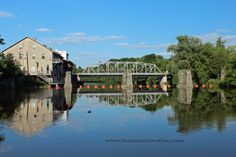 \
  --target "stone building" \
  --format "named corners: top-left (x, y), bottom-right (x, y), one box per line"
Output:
top-left (2, 37), bottom-right (66, 84)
